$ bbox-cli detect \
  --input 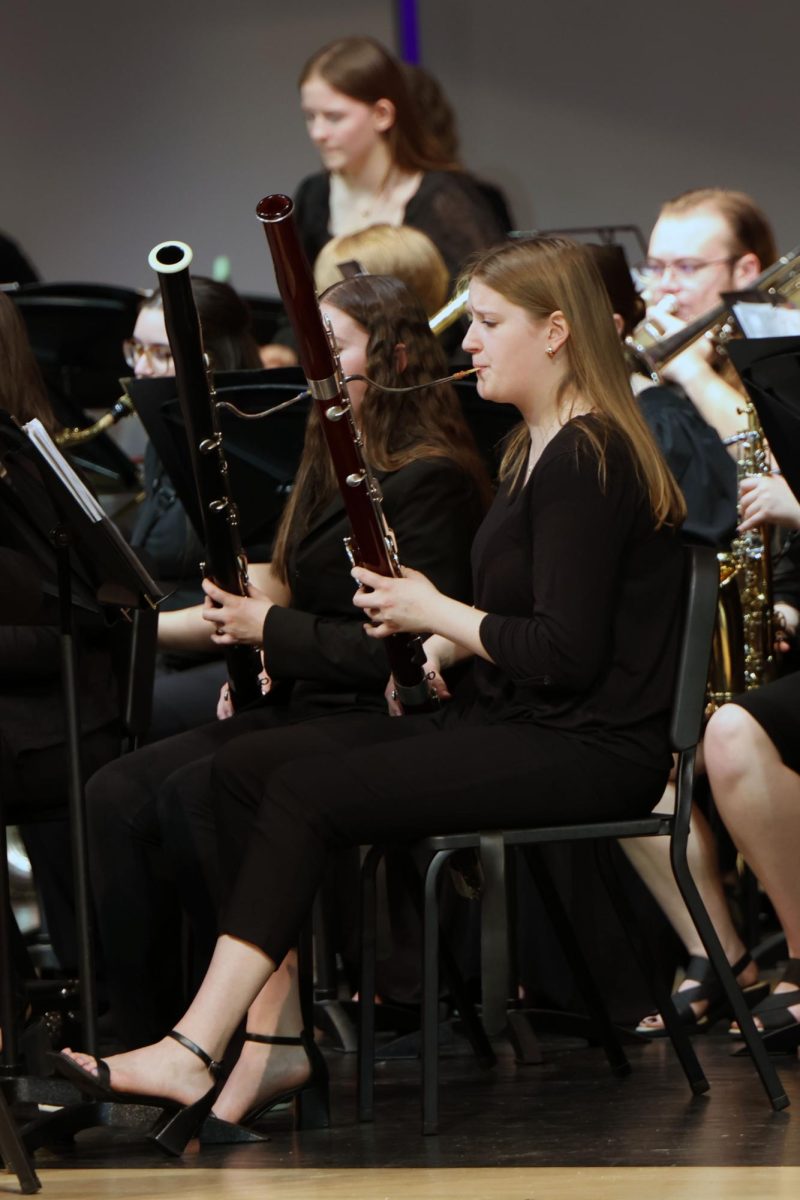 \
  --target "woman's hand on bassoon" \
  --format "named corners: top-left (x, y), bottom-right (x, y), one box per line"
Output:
top-left (351, 565), bottom-right (444, 638)
top-left (201, 578), bottom-right (273, 646)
